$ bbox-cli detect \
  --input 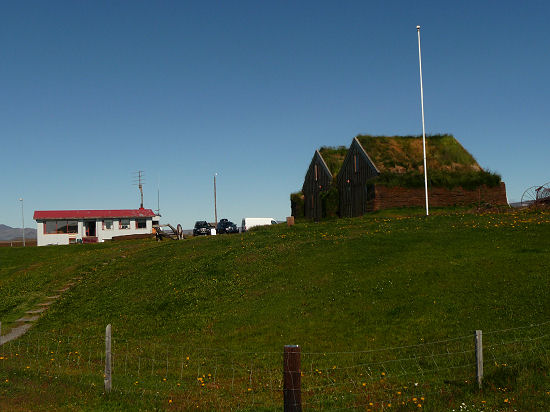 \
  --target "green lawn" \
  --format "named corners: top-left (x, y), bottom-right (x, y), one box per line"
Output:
top-left (0, 209), bottom-right (549, 411)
